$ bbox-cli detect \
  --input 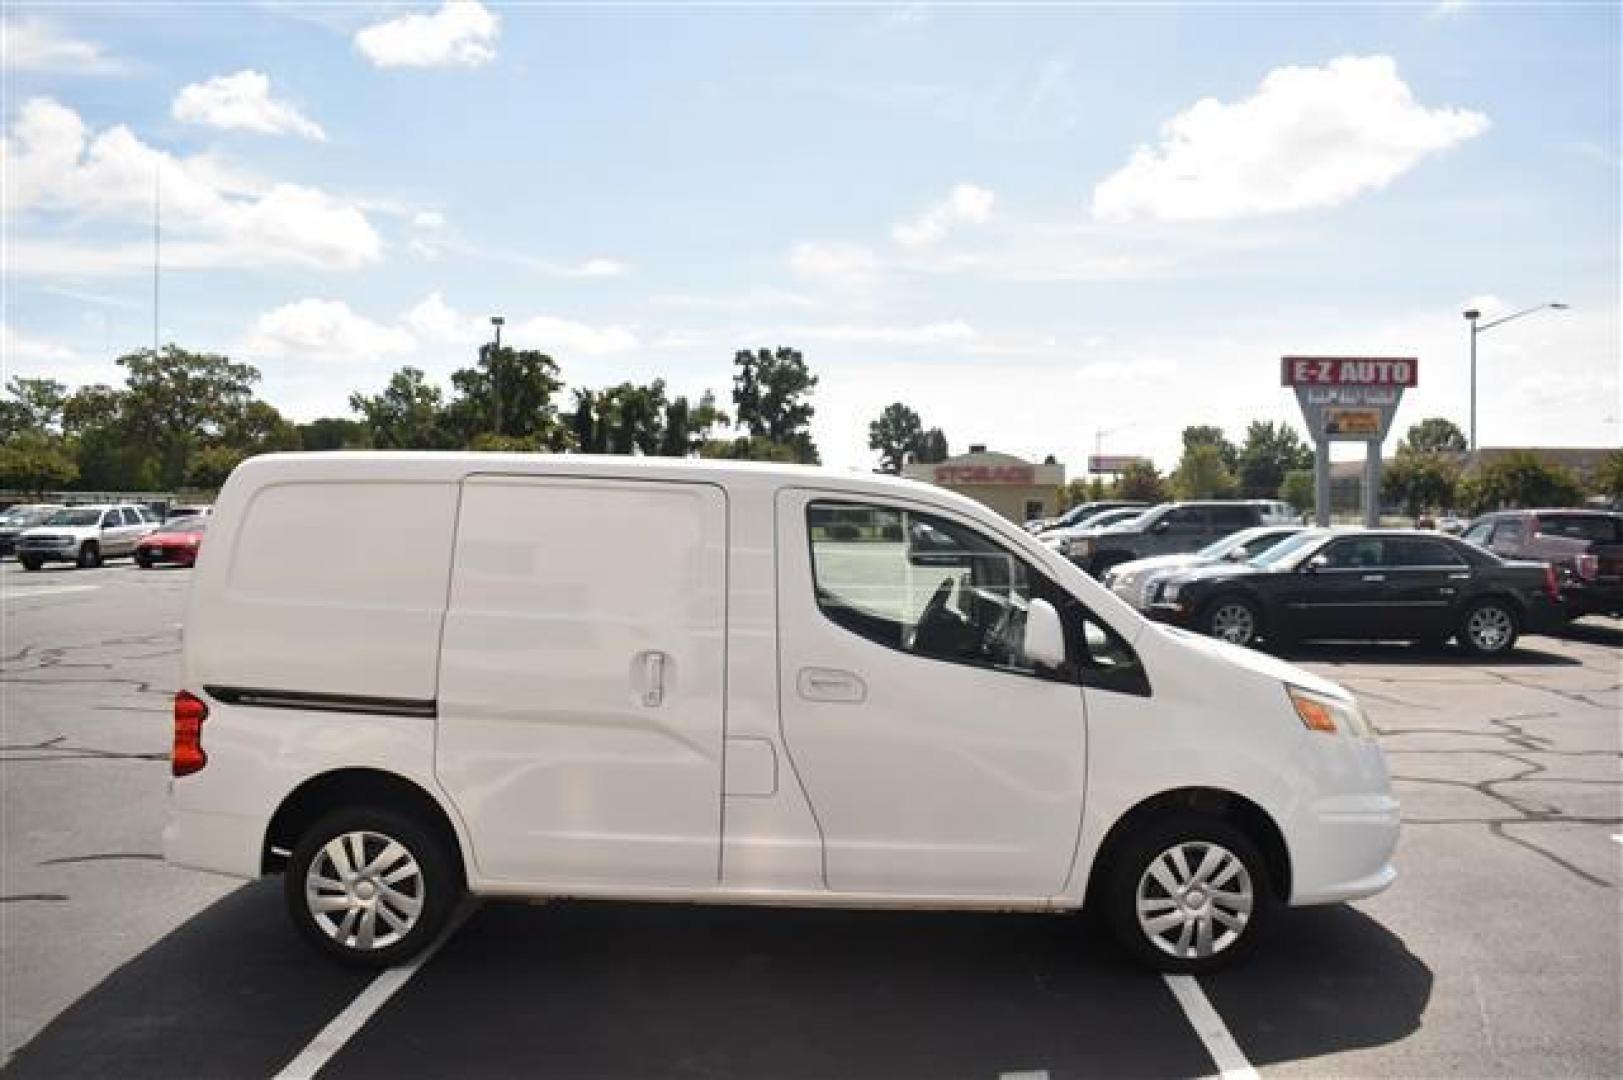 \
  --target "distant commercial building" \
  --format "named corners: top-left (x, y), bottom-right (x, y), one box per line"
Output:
top-left (903, 446), bottom-right (1065, 523)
